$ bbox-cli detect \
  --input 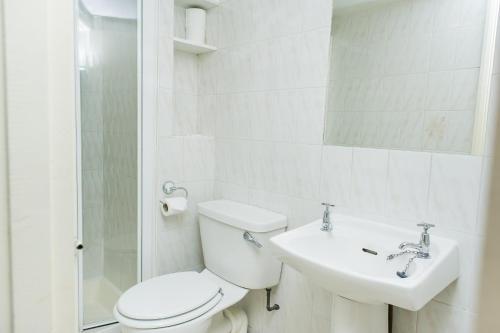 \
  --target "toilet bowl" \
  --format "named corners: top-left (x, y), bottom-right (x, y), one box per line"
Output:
top-left (114, 200), bottom-right (287, 333)
top-left (113, 270), bottom-right (248, 333)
